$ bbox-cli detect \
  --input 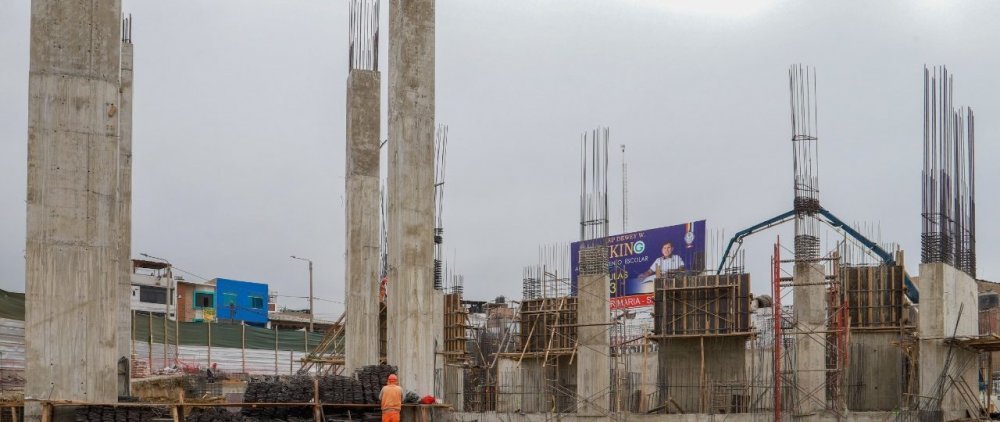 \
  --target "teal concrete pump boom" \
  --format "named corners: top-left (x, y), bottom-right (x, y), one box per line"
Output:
top-left (717, 208), bottom-right (919, 303)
